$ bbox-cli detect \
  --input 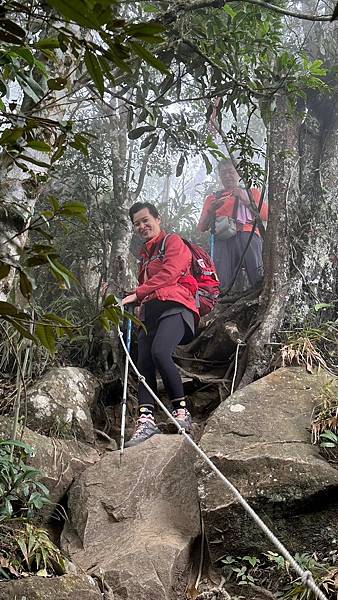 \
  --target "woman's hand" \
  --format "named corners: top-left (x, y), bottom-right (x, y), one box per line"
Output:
top-left (122, 293), bottom-right (137, 306)
top-left (233, 187), bottom-right (250, 206)
top-left (208, 197), bottom-right (225, 214)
